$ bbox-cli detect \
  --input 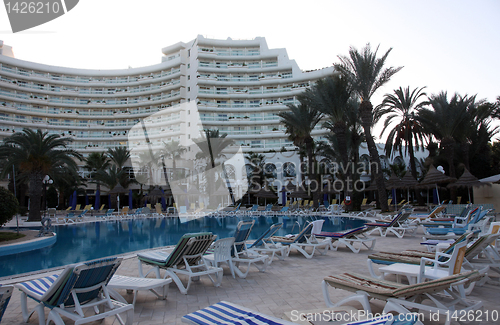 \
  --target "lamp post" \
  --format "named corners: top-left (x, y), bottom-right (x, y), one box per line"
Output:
top-left (42, 175), bottom-right (53, 219)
